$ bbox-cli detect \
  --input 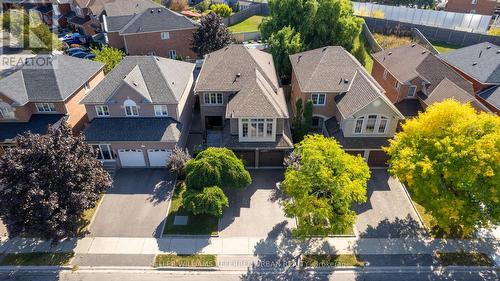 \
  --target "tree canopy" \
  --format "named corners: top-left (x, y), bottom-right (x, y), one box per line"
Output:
top-left (267, 26), bottom-right (303, 82)
top-left (92, 46), bottom-right (125, 74)
top-left (210, 4), bottom-right (232, 18)
top-left (185, 147), bottom-right (251, 190)
top-left (282, 135), bottom-right (370, 237)
top-left (191, 13), bottom-right (232, 57)
top-left (183, 186), bottom-right (229, 217)
top-left (385, 100), bottom-right (500, 237)
top-left (0, 123), bottom-right (112, 240)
